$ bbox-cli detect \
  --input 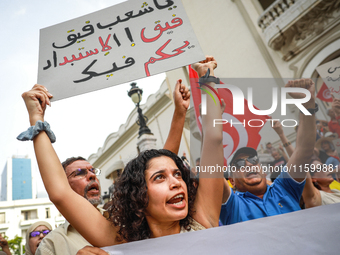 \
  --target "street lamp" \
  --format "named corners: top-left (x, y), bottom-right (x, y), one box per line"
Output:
top-left (128, 82), bottom-right (153, 138)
